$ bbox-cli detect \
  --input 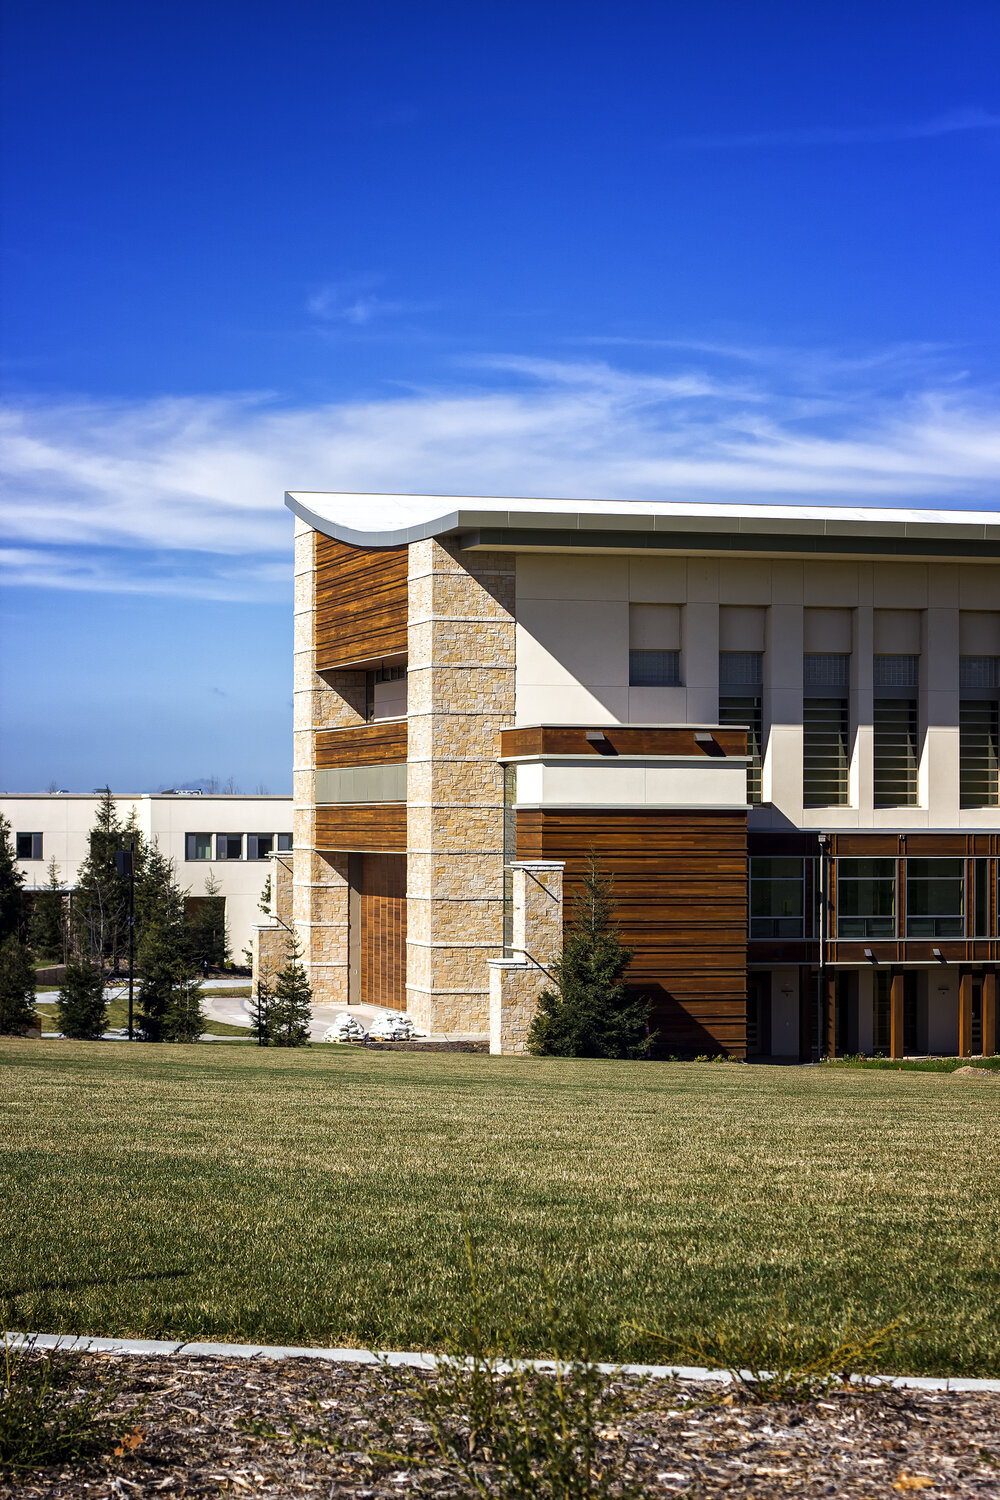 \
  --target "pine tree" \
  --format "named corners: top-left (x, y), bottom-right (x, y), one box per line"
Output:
top-left (136, 843), bottom-right (204, 1042)
top-left (0, 814), bottom-right (27, 942)
top-left (184, 872), bottom-right (229, 970)
top-left (267, 933), bottom-right (312, 1047)
top-left (0, 933), bottom-right (37, 1036)
top-left (0, 817), bottom-right (35, 1035)
top-left (248, 970), bottom-right (272, 1047)
top-left (29, 859), bottom-right (69, 963)
top-left (71, 789), bottom-right (132, 971)
top-left (527, 853), bottom-right (652, 1059)
top-left (56, 958), bottom-right (108, 1040)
